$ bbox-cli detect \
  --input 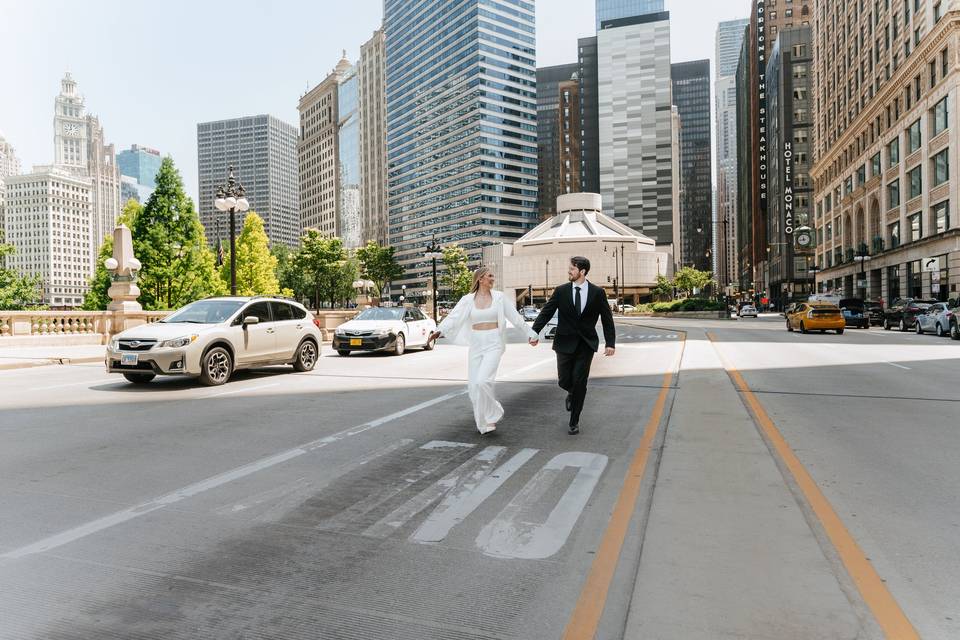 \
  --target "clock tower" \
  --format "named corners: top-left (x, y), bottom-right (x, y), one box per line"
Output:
top-left (54, 73), bottom-right (89, 173)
